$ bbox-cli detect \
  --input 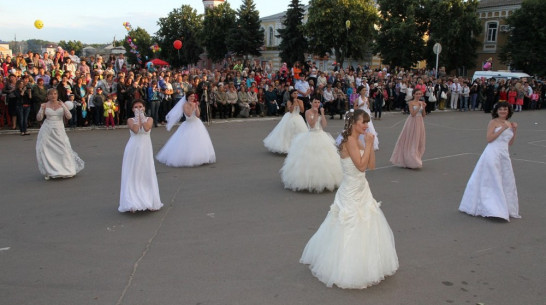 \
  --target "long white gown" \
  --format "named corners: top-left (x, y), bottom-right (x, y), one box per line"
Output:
top-left (119, 121), bottom-right (163, 213)
top-left (263, 105), bottom-right (307, 154)
top-left (280, 116), bottom-right (342, 192)
top-left (300, 150), bottom-right (398, 289)
top-left (459, 126), bottom-right (520, 221)
top-left (156, 110), bottom-right (216, 167)
top-left (36, 107), bottom-right (84, 179)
